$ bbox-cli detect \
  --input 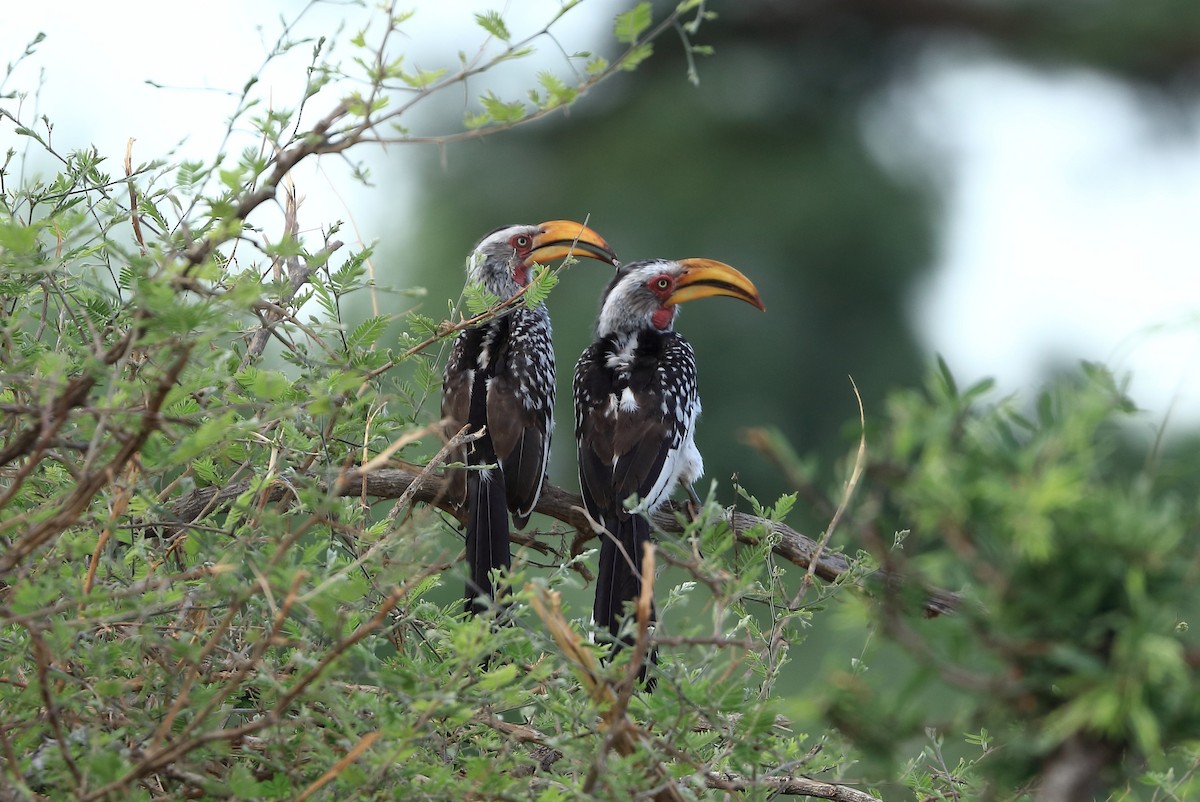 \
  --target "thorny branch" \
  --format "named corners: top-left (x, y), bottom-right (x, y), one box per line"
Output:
top-left (0, 343), bottom-right (192, 574)
top-left (0, 7), bottom-right (941, 798)
top-left (240, 180), bottom-right (343, 369)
